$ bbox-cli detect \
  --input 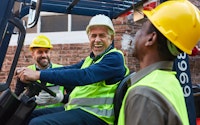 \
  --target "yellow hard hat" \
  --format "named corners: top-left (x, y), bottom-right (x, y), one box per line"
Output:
top-left (86, 14), bottom-right (115, 35)
top-left (29, 35), bottom-right (53, 50)
top-left (143, 0), bottom-right (200, 54)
